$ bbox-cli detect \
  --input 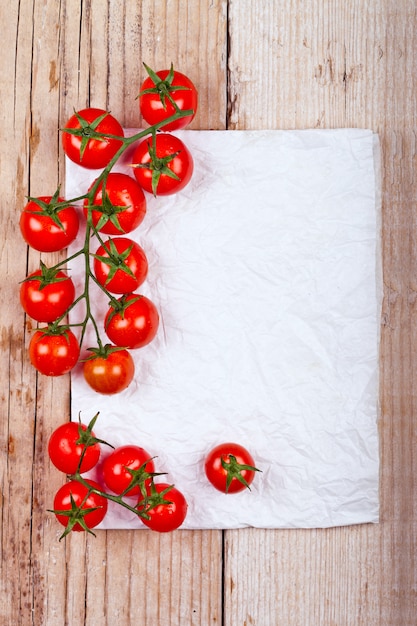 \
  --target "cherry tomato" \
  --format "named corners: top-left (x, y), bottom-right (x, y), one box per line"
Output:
top-left (29, 328), bottom-right (80, 376)
top-left (62, 107), bottom-right (124, 169)
top-left (20, 267), bottom-right (75, 323)
top-left (93, 237), bottom-right (148, 294)
top-left (131, 133), bottom-right (193, 196)
top-left (48, 421), bottom-right (101, 475)
top-left (20, 196), bottom-right (79, 252)
top-left (104, 293), bottom-right (159, 349)
top-left (53, 479), bottom-right (108, 533)
top-left (139, 64), bottom-right (198, 131)
top-left (84, 172), bottom-right (146, 235)
top-left (83, 346), bottom-right (135, 395)
top-left (204, 443), bottom-right (260, 493)
top-left (102, 445), bottom-right (155, 497)
top-left (137, 482), bottom-right (188, 532)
